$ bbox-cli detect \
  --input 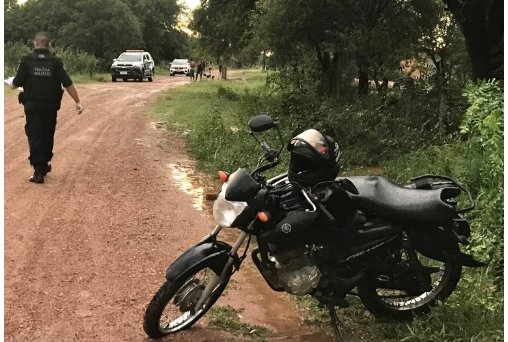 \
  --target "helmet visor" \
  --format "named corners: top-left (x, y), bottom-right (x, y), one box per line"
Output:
top-left (288, 129), bottom-right (330, 159)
